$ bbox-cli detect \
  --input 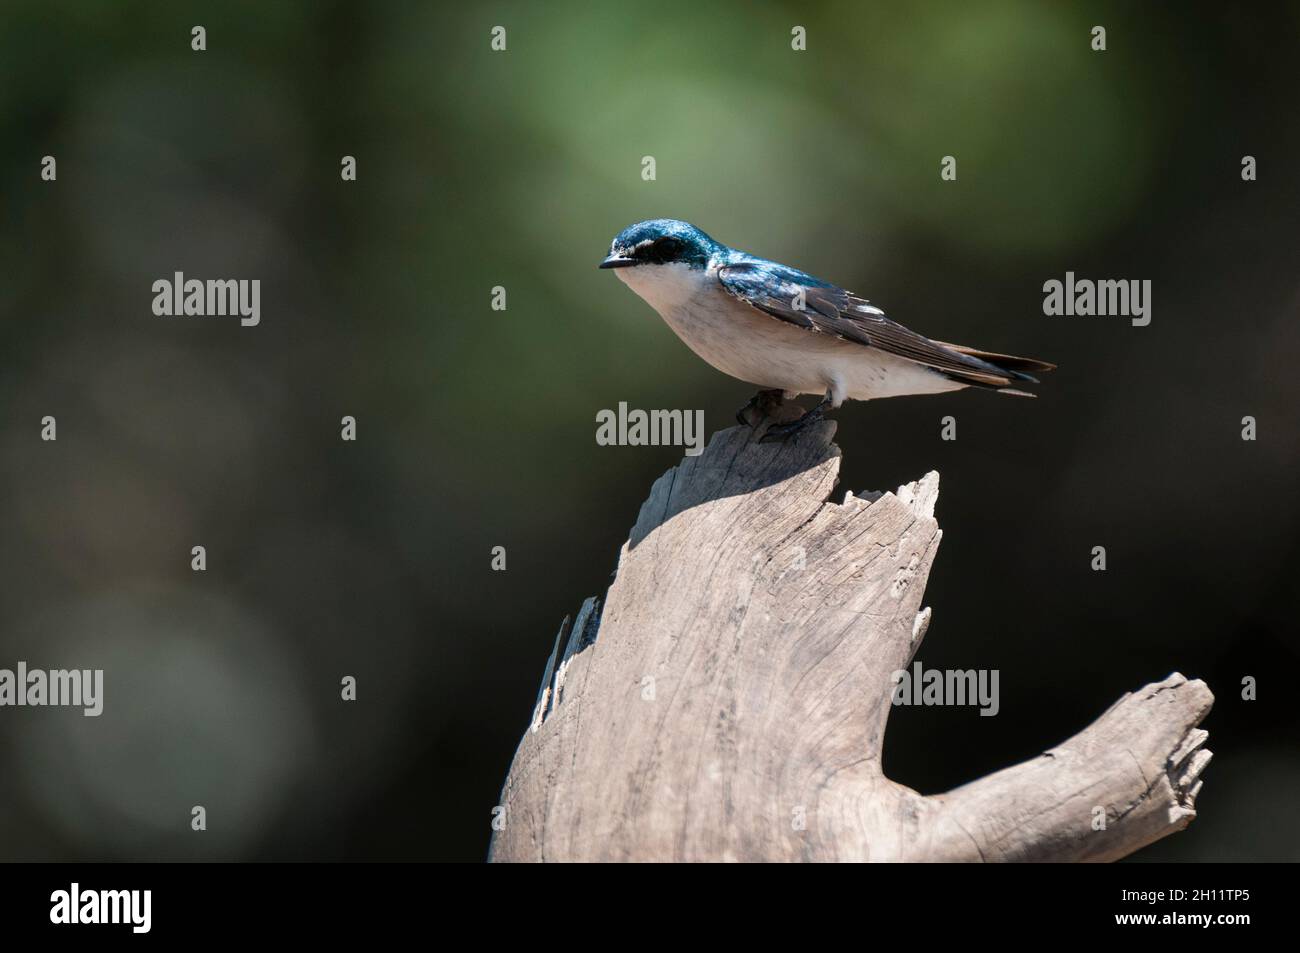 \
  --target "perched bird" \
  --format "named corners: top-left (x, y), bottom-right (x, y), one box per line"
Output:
top-left (600, 219), bottom-right (1054, 439)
